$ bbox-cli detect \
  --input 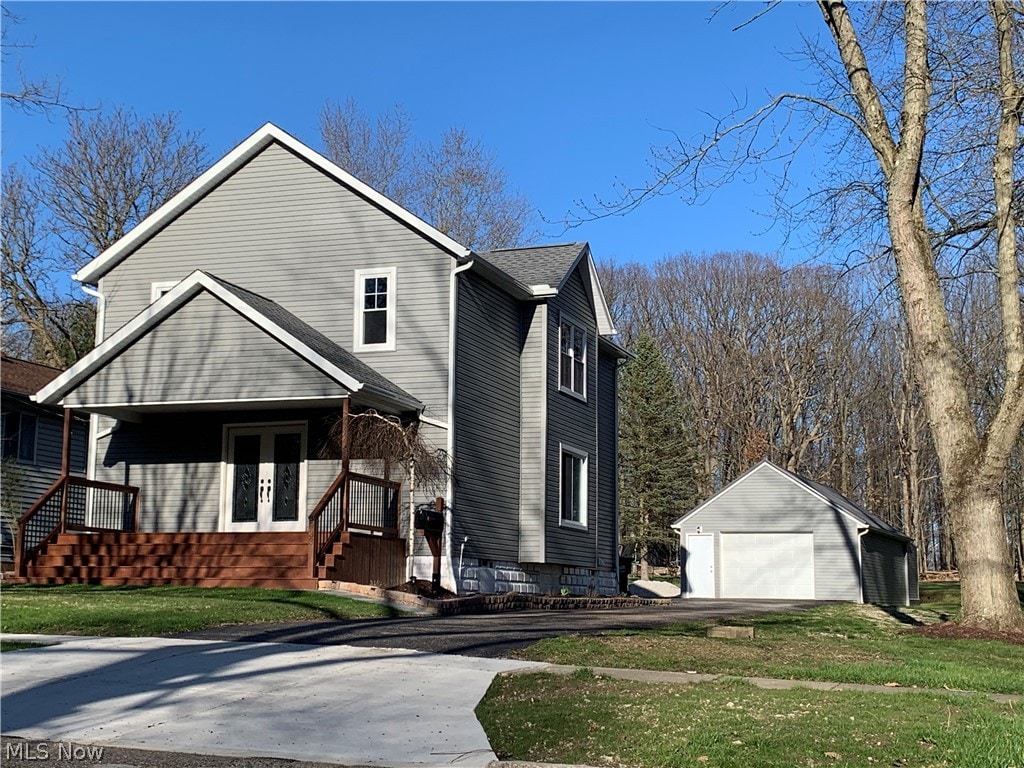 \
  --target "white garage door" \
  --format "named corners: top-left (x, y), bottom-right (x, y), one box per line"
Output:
top-left (720, 533), bottom-right (815, 599)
